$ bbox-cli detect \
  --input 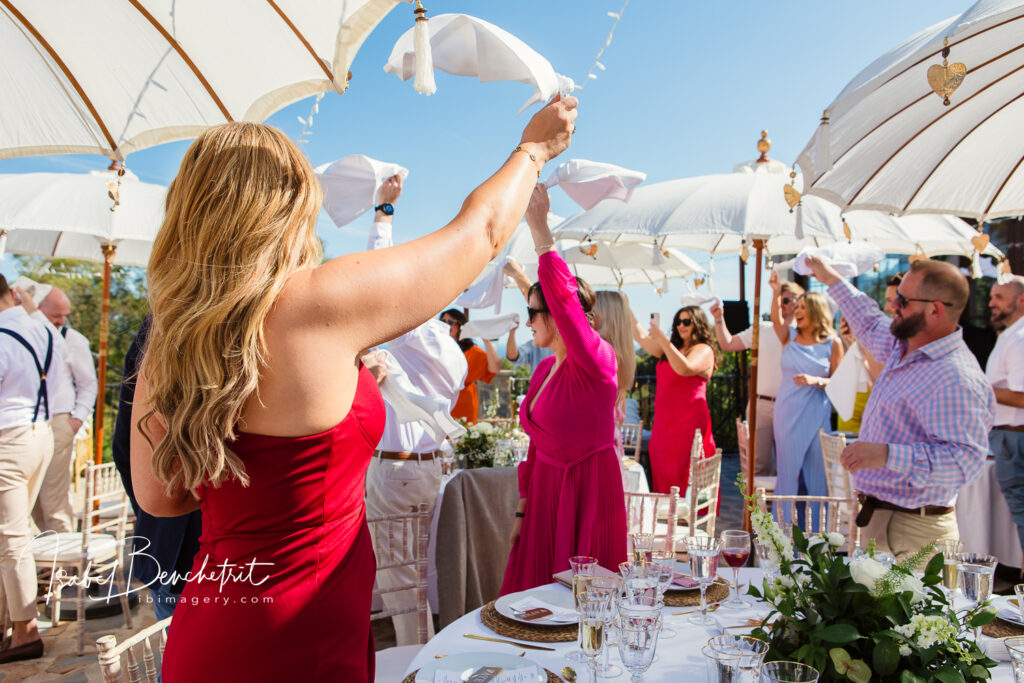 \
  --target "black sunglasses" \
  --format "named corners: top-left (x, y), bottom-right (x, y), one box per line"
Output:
top-left (527, 306), bottom-right (549, 322)
top-left (440, 317), bottom-right (459, 326)
top-left (677, 318), bottom-right (693, 327)
top-left (780, 297), bottom-right (795, 305)
top-left (893, 292), bottom-right (953, 310)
